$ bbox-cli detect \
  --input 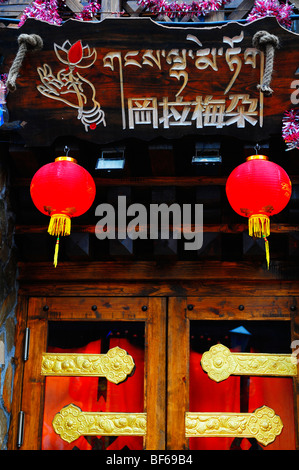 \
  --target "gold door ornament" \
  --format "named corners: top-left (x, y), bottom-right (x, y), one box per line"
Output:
top-left (52, 404), bottom-right (147, 443)
top-left (201, 343), bottom-right (297, 382)
top-left (186, 406), bottom-right (283, 446)
top-left (41, 346), bottom-right (135, 384)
